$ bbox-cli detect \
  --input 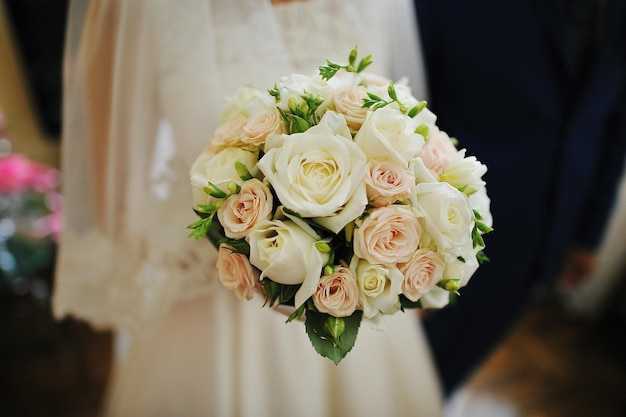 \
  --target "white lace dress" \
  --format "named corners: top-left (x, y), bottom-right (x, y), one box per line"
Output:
top-left (54, 0), bottom-right (443, 415)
